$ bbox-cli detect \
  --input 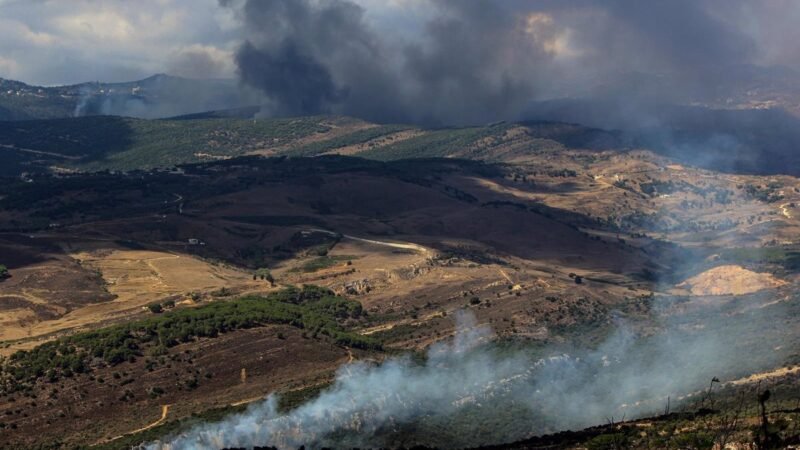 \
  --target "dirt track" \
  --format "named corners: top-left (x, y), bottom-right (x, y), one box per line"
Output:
top-left (95, 404), bottom-right (170, 446)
